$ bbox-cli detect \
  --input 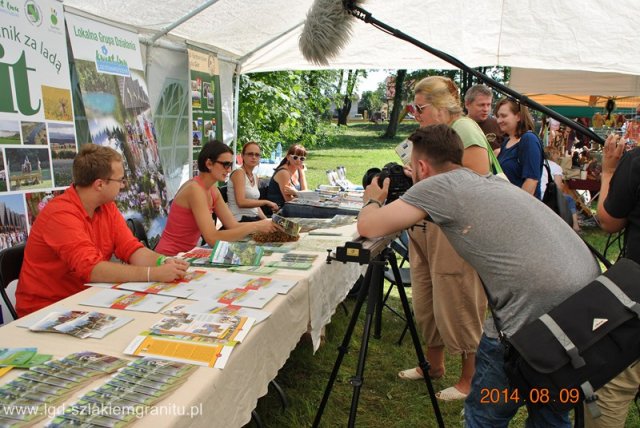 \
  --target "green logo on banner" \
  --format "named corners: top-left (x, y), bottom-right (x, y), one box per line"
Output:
top-left (25, 0), bottom-right (42, 26)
